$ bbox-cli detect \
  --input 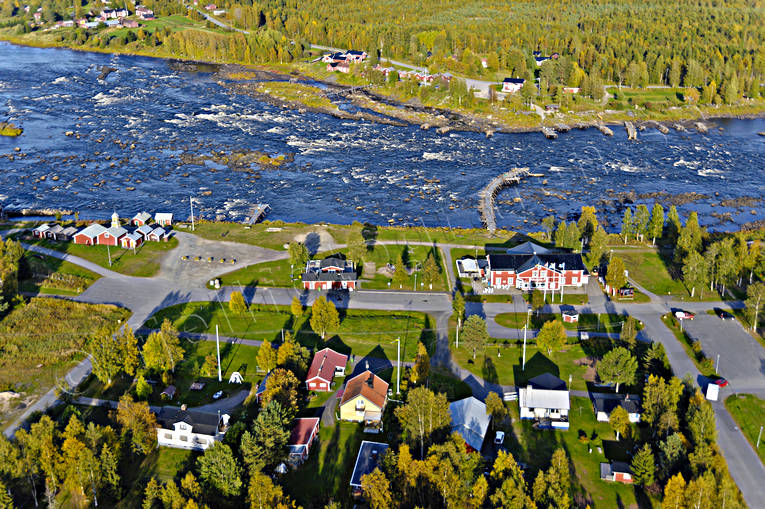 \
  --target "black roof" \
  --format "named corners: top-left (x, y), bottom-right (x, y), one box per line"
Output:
top-left (503, 78), bottom-right (525, 84)
top-left (157, 408), bottom-right (221, 436)
top-left (319, 257), bottom-right (348, 268)
top-left (528, 373), bottom-right (567, 390)
top-left (350, 441), bottom-right (389, 487)
top-left (488, 253), bottom-right (587, 273)
top-left (302, 272), bottom-right (356, 282)
top-left (347, 50), bottom-right (365, 56)
top-left (592, 394), bottom-right (641, 415)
